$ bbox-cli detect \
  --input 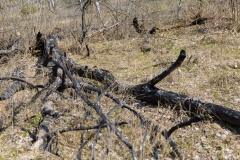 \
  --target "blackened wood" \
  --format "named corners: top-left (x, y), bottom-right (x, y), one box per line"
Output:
top-left (37, 34), bottom-right (240, 127)
top-left (0, 77), bottom-right (44, 94)
top-left (52, 59), bottom-right (138, 160)
top-left (145, 50), bottom-right (186, 87)
top-left (0, 81), bottom-right (24, 101)
top-left (135, 87), bottom-right (240, 127)
top-left (166, 114), bottom-right (204, 137)
top-left (31, 101), bottom-right (57, 150)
